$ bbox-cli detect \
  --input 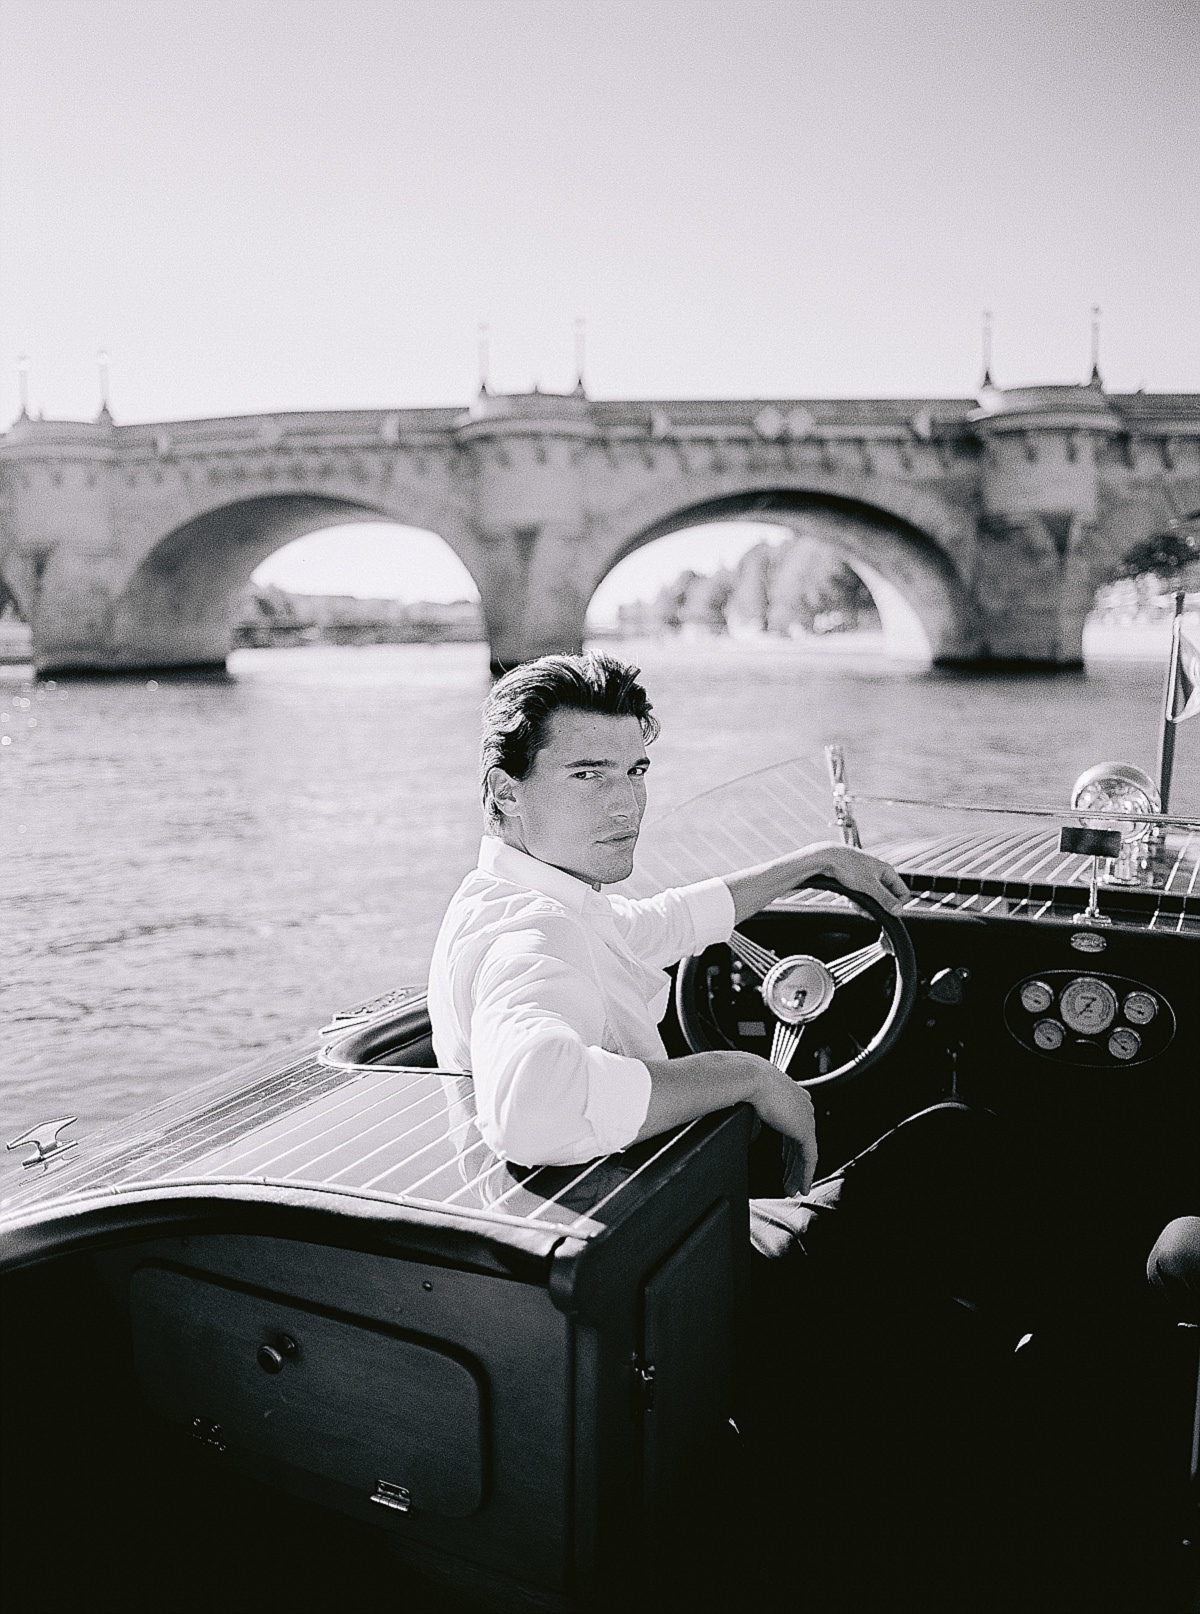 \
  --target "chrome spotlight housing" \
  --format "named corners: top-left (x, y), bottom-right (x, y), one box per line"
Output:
top-left (1070, 762), bottom-right (1161, 885)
